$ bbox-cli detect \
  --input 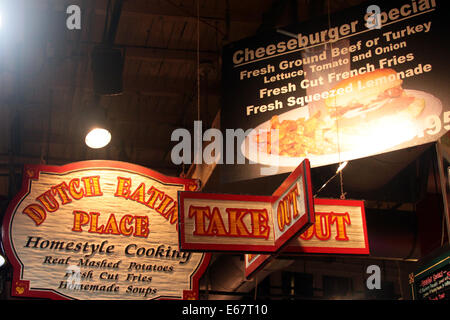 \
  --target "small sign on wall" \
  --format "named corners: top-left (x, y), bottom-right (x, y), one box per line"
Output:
top-left (410, 248), bottom-right (450, 300)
